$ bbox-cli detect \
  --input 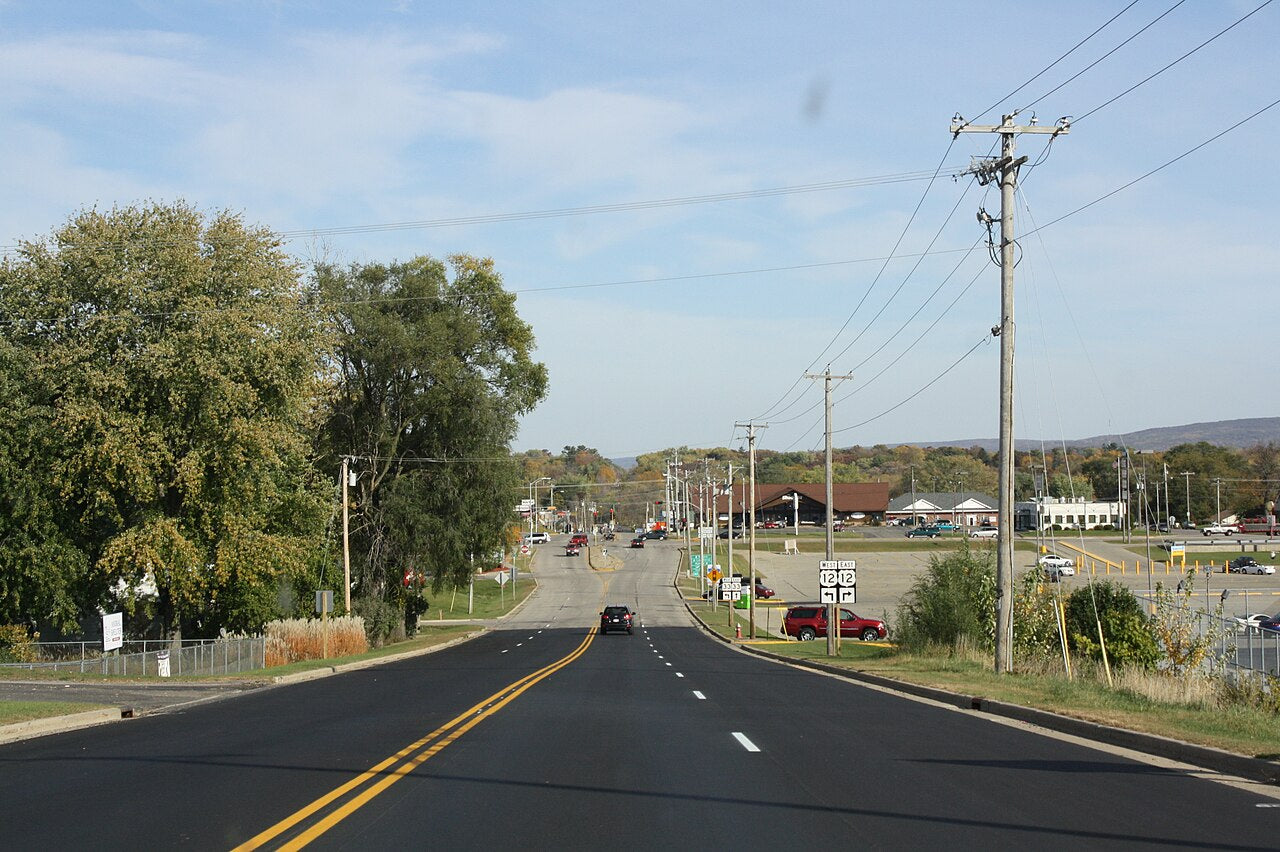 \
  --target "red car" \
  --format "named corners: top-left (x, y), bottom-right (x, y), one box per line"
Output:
top-left (753, 580), bottom-right (775, 599)
top-left (629, 537), bottom-right (645, 548)
top-left (569, 533), bottom-right (588, 548)
top-left (783, 605), bottom-right (886, 642)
